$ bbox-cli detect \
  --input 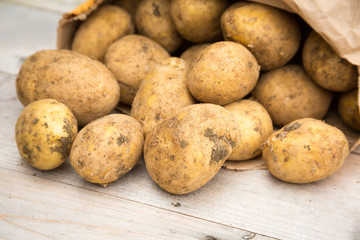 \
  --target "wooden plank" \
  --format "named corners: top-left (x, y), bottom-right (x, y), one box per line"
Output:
top-left (1, 0), bottom-right (82, 13)
top-left (1, 72), bottom-right (360, 239)
top-left (0, 168), bottom-right (272, 240)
